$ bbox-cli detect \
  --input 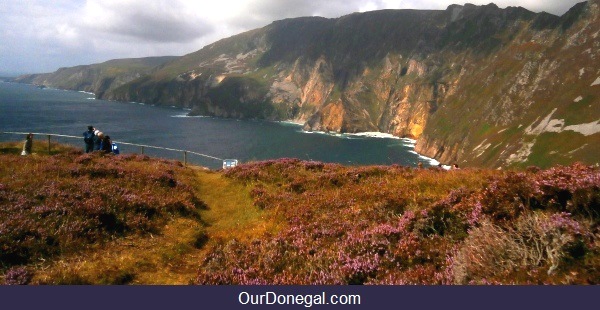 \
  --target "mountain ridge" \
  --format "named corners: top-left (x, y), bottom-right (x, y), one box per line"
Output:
top-left (12, 56), bottom-right (178, 97)
top-left (13, 1), bottom-right (600, 168)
